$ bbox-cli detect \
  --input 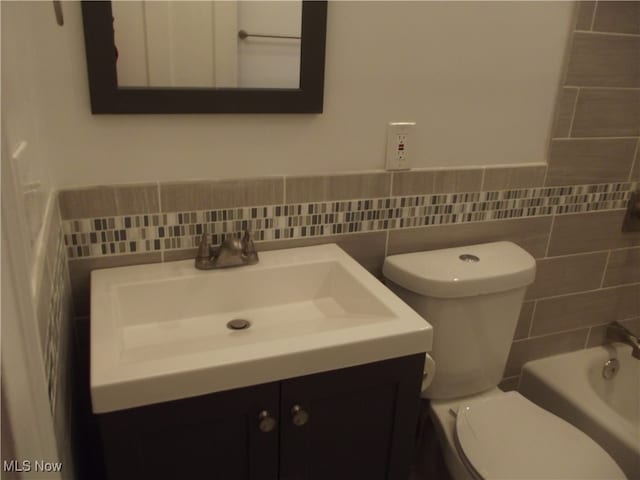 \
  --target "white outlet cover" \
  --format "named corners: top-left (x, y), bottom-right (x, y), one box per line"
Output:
top-left (385, 122), bottom-right (416, 171)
